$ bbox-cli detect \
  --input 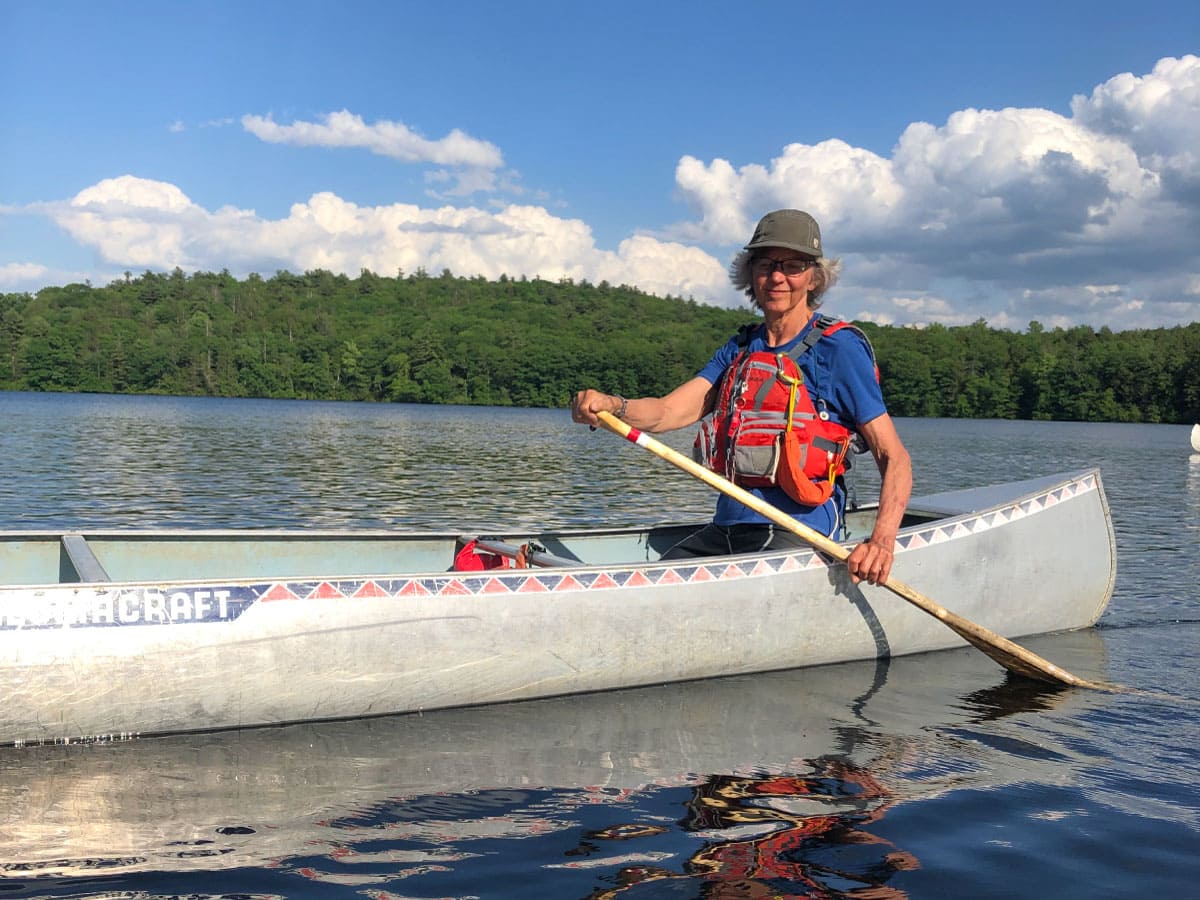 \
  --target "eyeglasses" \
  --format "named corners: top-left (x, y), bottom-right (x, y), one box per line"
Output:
top-left (751, 258), bottom-right (814, 277)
